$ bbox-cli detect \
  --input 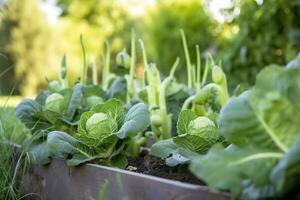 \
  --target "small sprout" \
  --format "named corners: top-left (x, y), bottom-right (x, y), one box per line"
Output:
top-left (151, 114), bottom-right (163, 126)
top-left (116, 50), bottom-right (131, 69)
top-left (212, 65), bottom-right (224, 84)
top-left (48, 80), bottom-right (62, 92)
